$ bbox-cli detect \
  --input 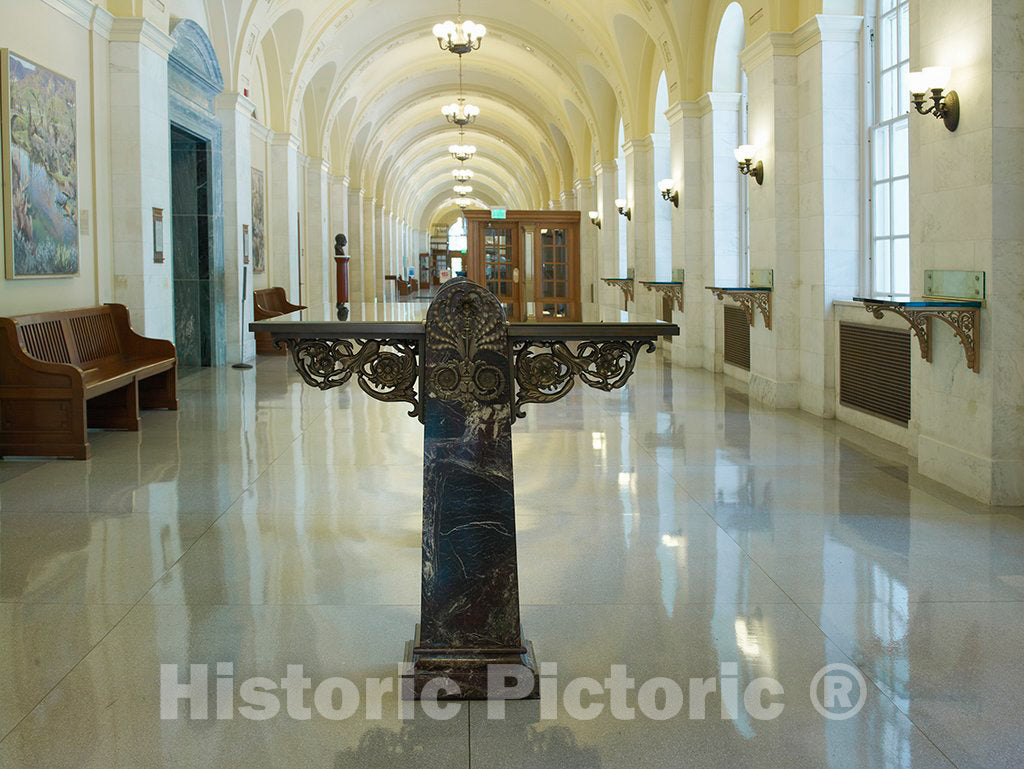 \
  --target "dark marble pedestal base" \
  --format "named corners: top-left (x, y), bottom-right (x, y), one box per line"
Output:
top-left (403, 625), bottom-right (540, 701)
